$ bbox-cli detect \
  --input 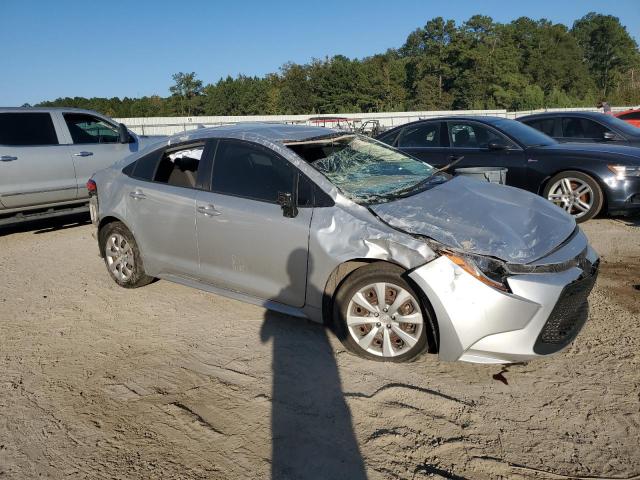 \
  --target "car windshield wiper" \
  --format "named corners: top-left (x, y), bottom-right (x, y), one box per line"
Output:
top-left (377, 155), bottom-right (465, 201)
